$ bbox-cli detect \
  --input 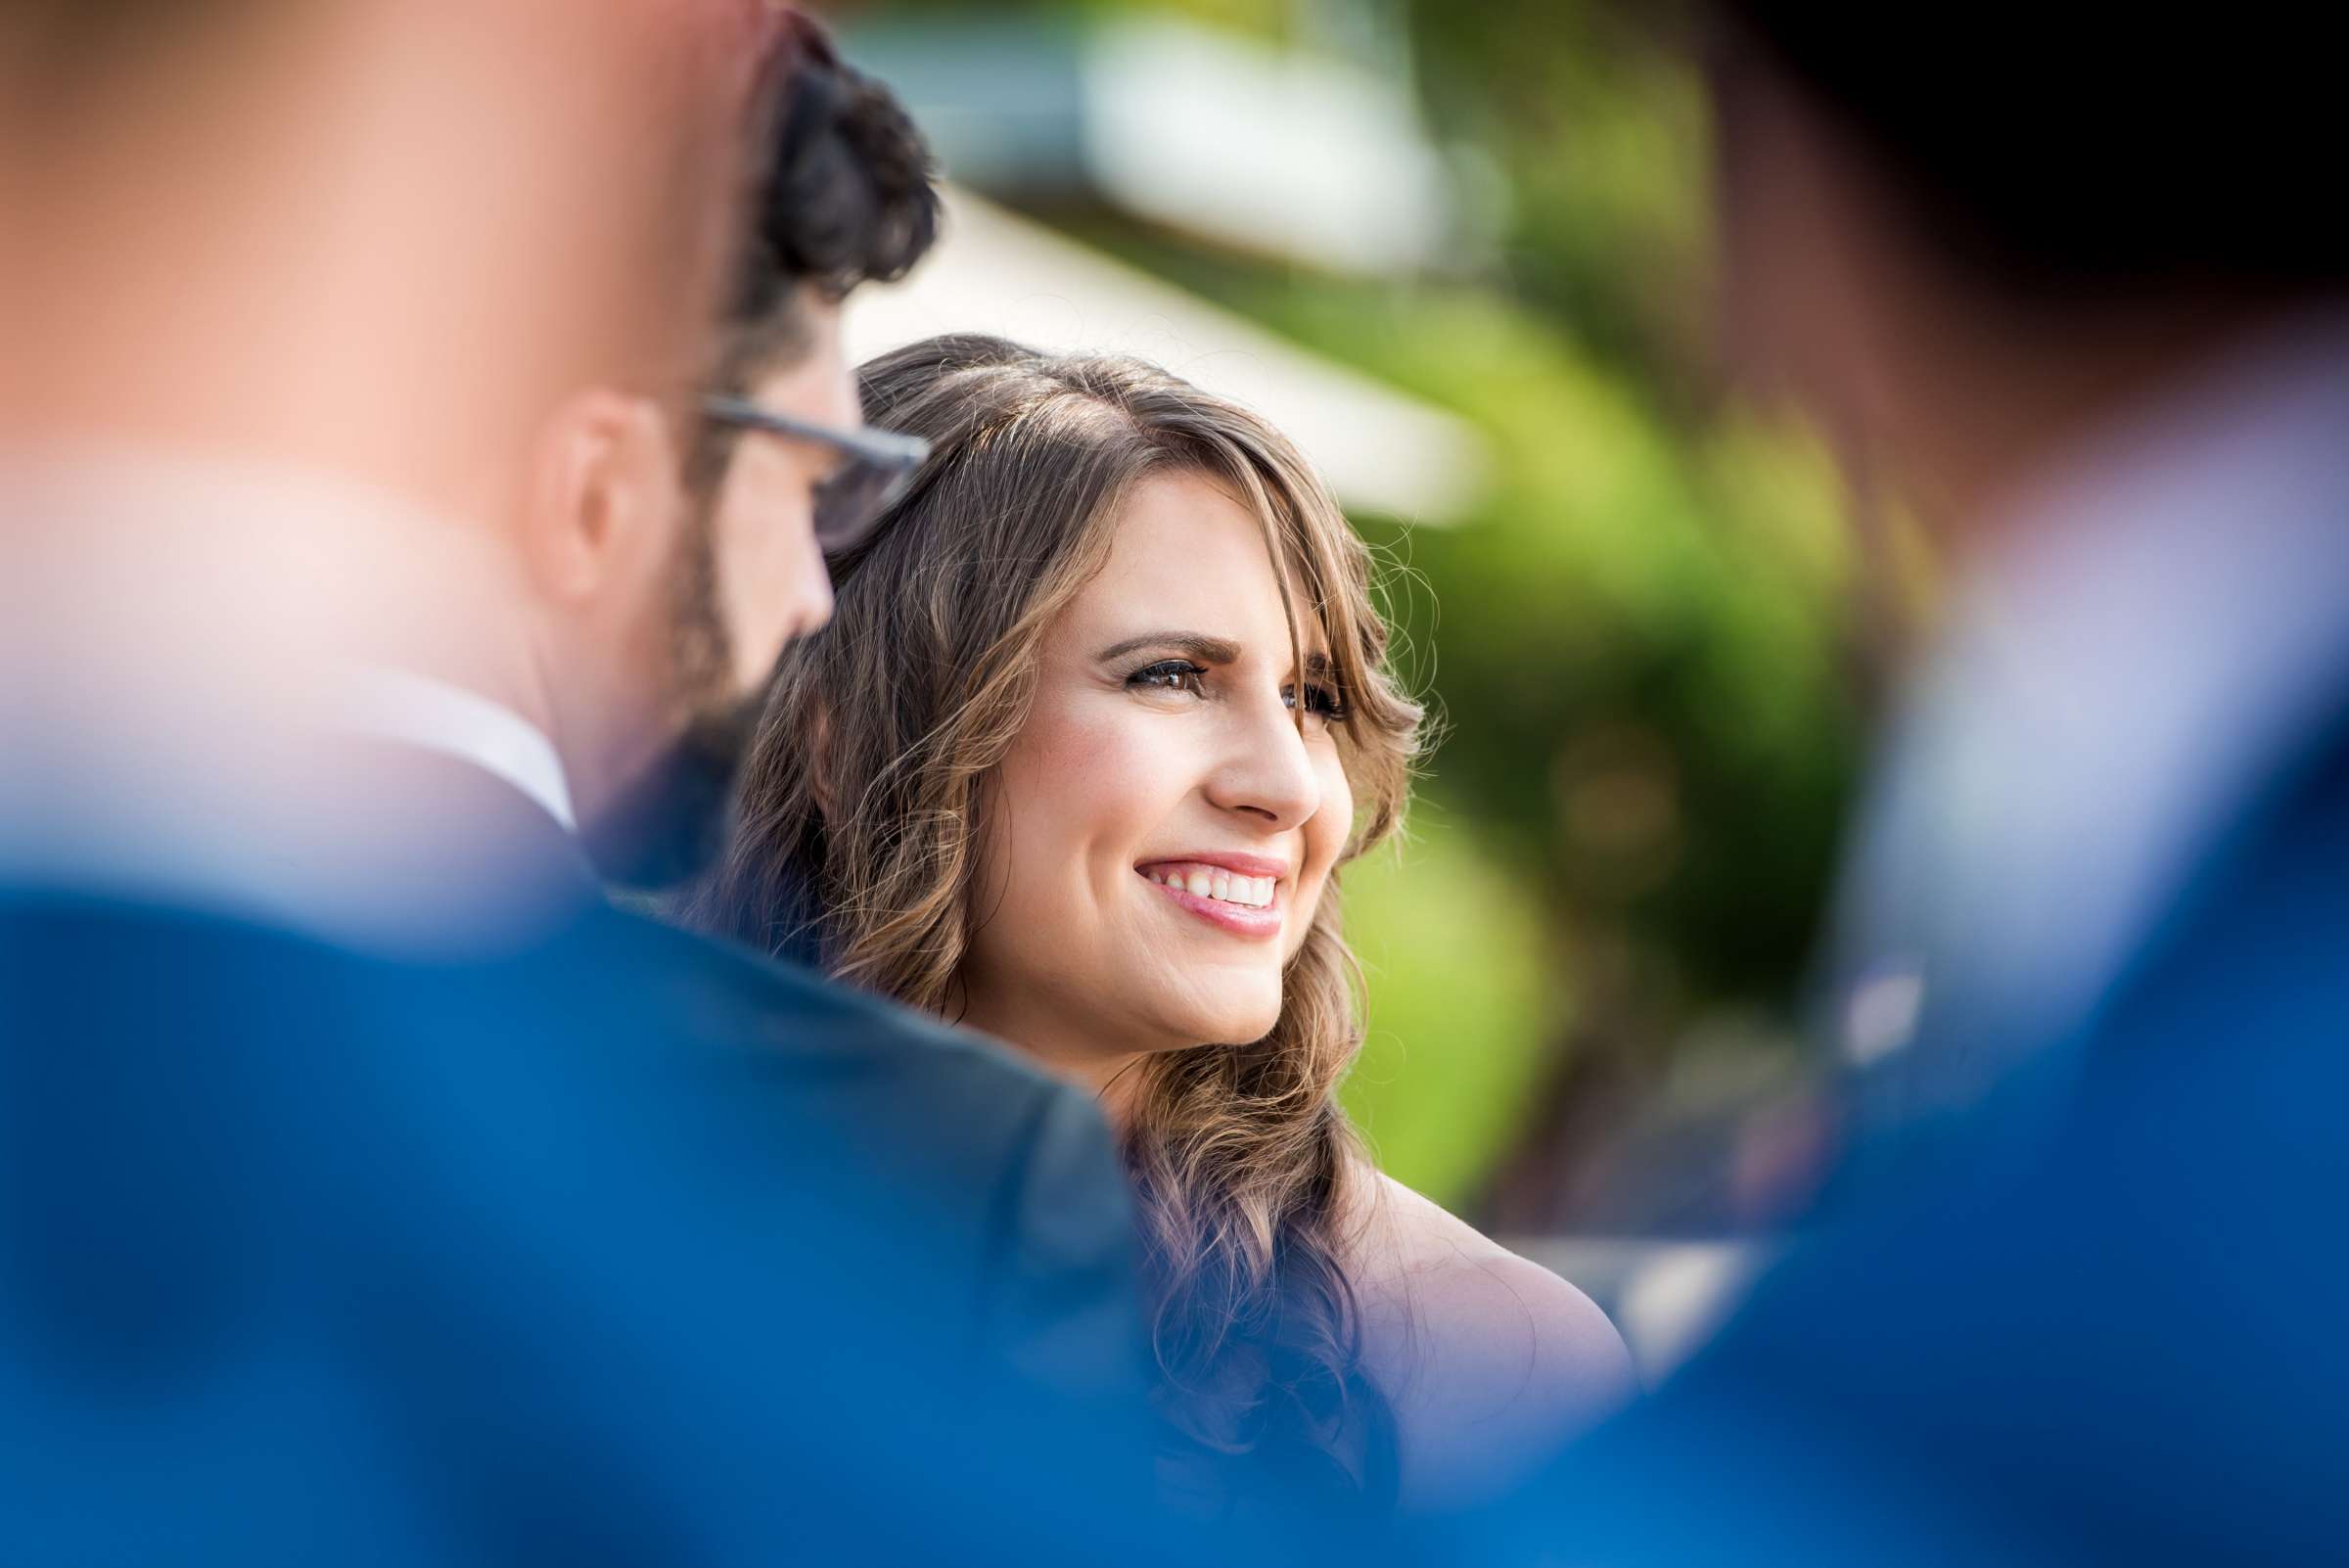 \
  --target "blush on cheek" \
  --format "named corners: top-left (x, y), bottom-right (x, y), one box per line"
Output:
top-left (1014, 700), bottom-right (1121, 778)
top-left (1007, 695), bottom-right (1190, 852)
top-left (987, 700), bottom-right (1146, 942)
